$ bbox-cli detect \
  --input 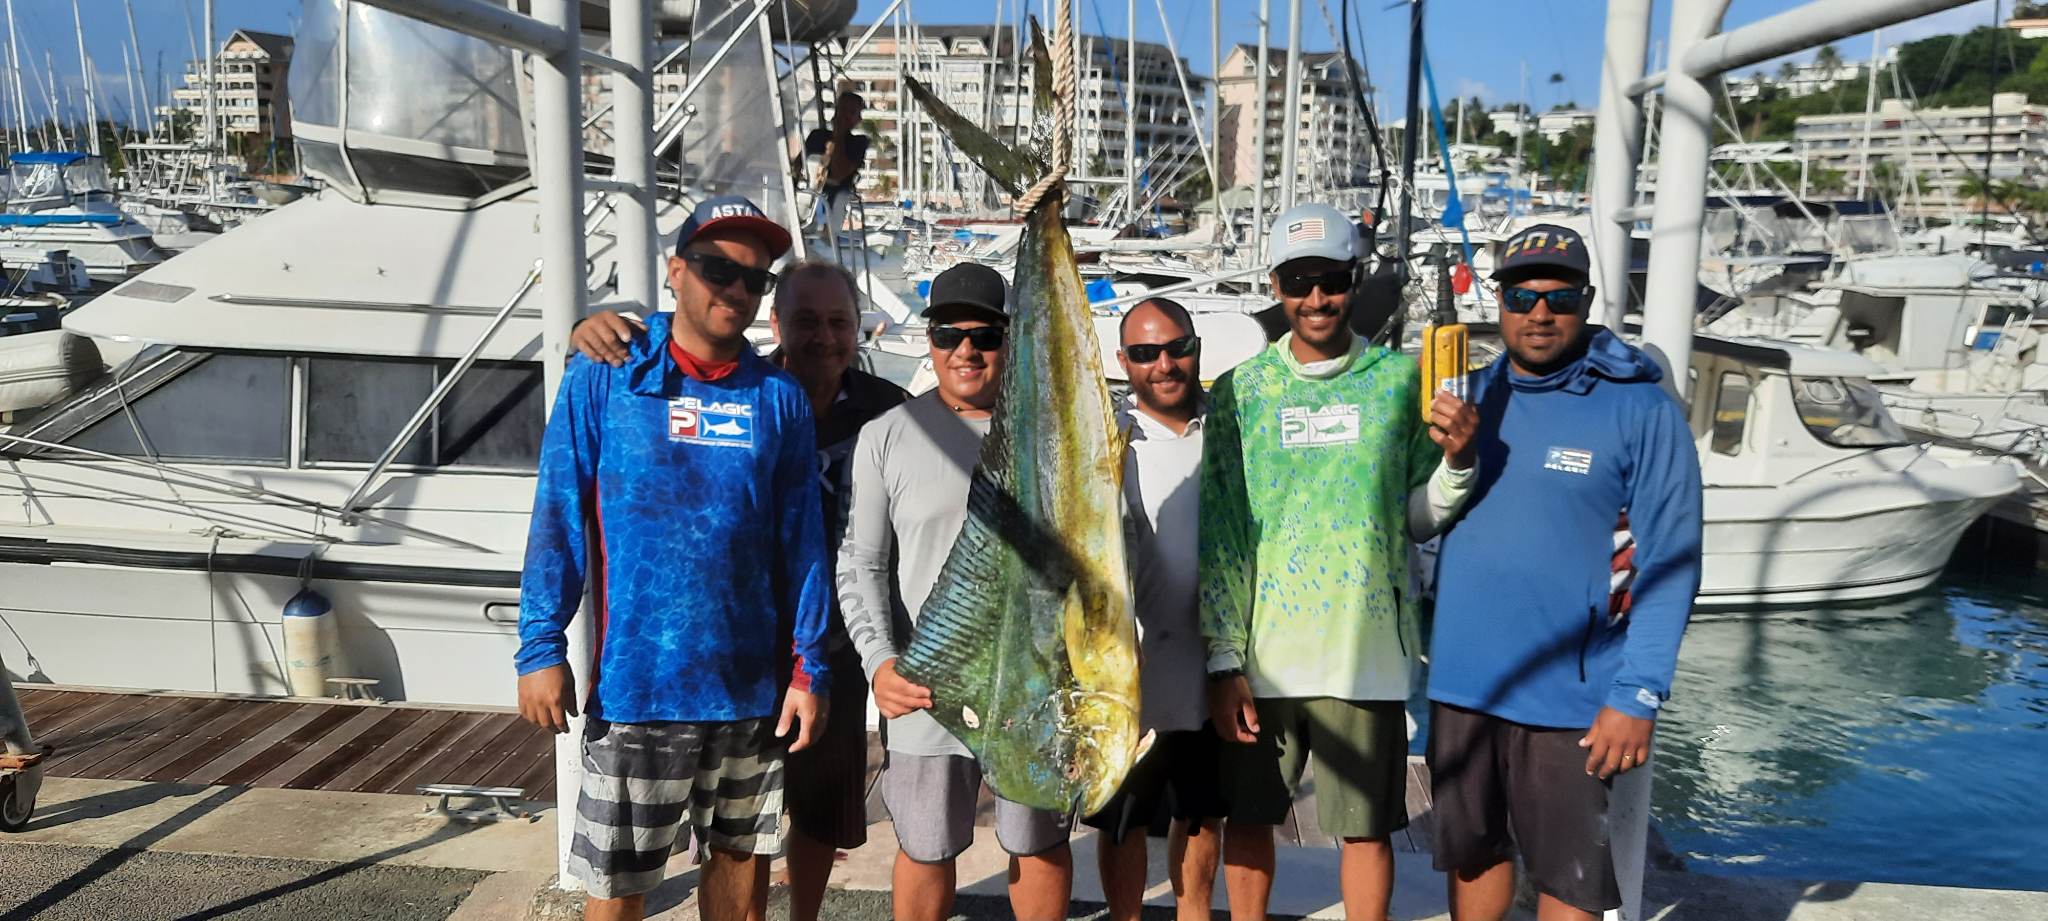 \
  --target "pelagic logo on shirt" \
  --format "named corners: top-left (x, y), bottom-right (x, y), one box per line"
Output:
top-left (668, 396), bottom-right (755, 448)
top-left (1279, 404), bottom-right (1361, 448)
top-left (1544, 446), bottom-right (1594, 475)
